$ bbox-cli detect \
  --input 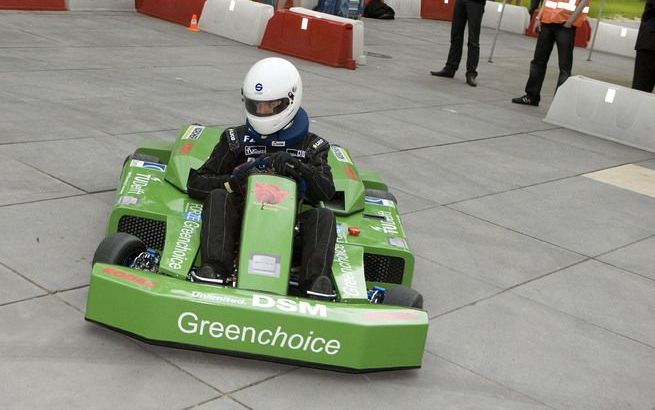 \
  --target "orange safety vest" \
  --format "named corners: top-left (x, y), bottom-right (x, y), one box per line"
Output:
top-left (541, 0), bottom-right (590, 27)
